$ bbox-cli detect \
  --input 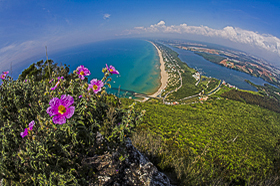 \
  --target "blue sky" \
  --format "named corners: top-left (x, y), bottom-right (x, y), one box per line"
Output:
top-left (1, 0), bottom-right (280, 75)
